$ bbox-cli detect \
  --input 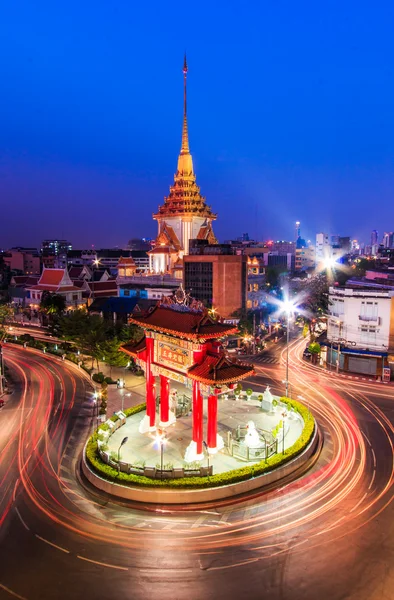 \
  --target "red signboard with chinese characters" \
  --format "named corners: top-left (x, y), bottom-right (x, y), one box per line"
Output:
top-left (383, 367), bottom-right (391, 382)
